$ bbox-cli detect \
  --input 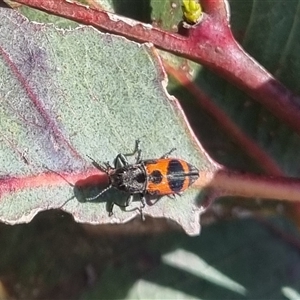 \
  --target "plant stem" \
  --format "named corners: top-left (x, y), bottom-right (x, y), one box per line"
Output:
top-left (204, 169), bottom-right (300, 202)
